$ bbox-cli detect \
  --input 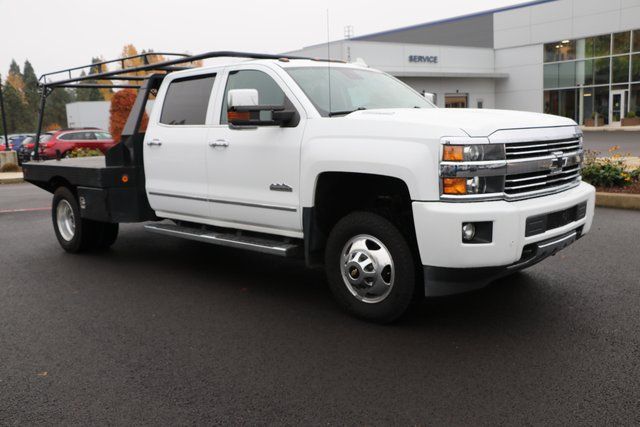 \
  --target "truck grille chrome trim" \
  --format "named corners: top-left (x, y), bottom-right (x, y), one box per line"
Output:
top-left (505, 137), bottom-right (582, 159)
